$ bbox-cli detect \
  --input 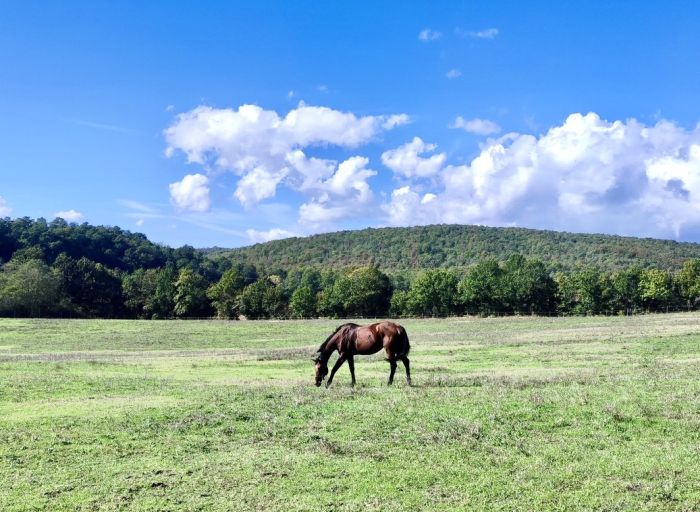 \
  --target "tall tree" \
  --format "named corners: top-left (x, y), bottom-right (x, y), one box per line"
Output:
top-left (608, 267), bottom-right (642, 314)
top-left (676, 259), bottom-right (700, 310)
top-left (289, 285), bottom-right (317, 318)
top-left (239, 278), bottom-right (286, 319)
top-left (0, 259), bottom-right (61, 317)
top-left (407, 268), bottom-right (459, 317)
top-left (555, 268), bottom-right (603, 315)
top-left (639, 269), bottom-right (674, 311)
top-left (207, 267), bottom-right (245, 319)
top-left (174, 268), bottom-right (211, 318)
top-left (459, 259), bottom-right (503, 315)
top-left (500, 255), bottom-right (557, 314)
